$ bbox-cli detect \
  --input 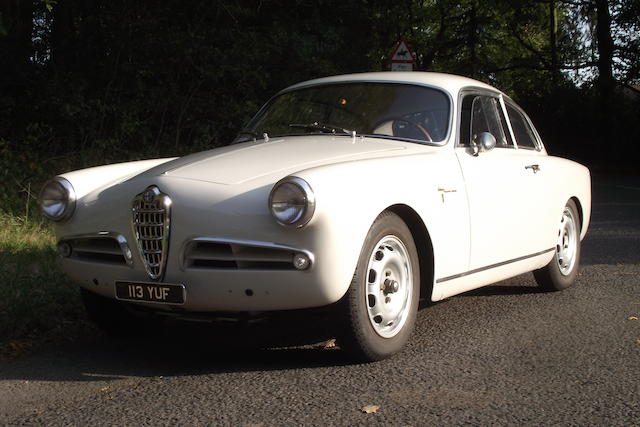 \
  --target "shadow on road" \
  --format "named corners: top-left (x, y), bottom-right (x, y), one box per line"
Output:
top-left (0, 322), bottom-right (353, 383)
top-left (2, 176), bottom-right (639, 384)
